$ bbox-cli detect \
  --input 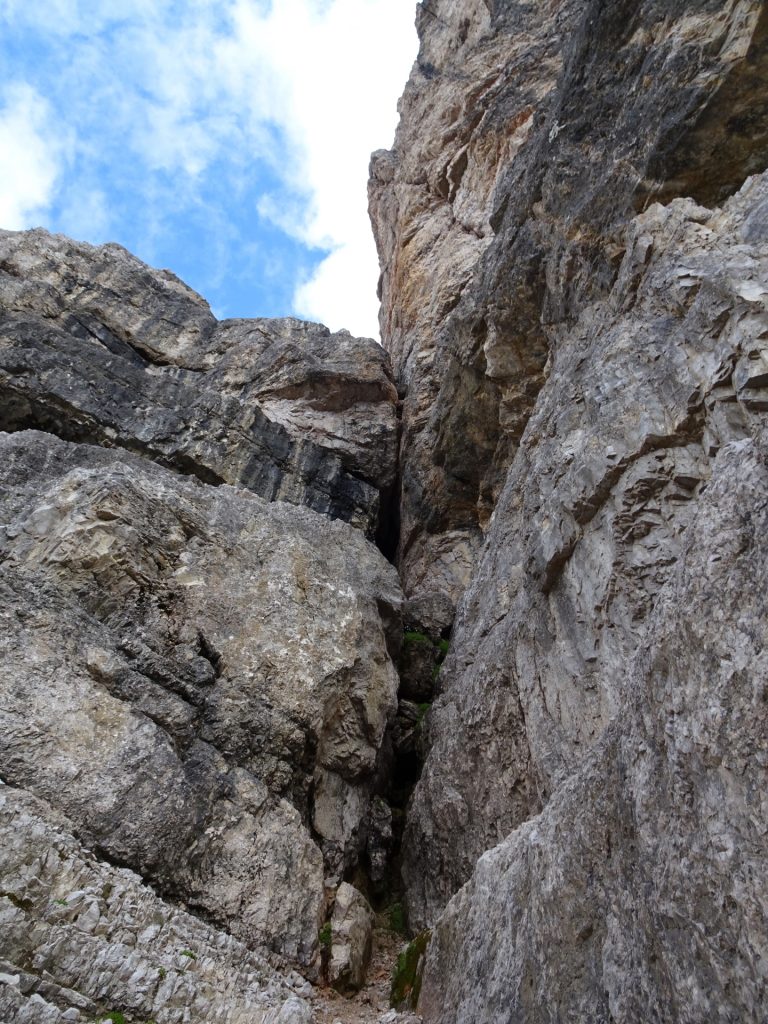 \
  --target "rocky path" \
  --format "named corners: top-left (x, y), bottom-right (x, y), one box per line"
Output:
top-left (311, 925), bottom-right (418, 1024)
